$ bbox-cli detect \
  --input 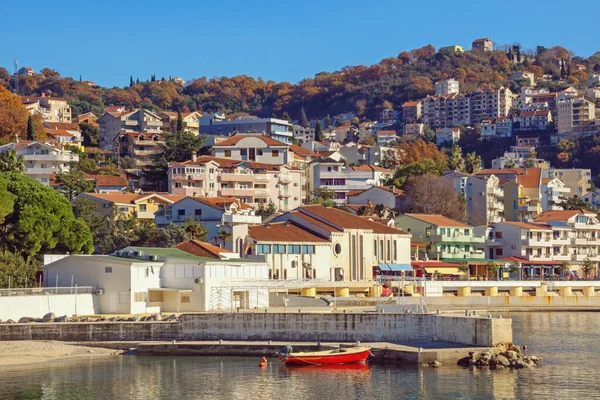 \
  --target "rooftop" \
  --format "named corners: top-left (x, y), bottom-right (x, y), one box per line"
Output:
top-left (248, 222), bottom-right (329, 243)
top-left (404, 214), bottom-right (470, 228)
top-left (214, 135), bottom-right (289, 147)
